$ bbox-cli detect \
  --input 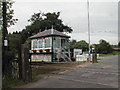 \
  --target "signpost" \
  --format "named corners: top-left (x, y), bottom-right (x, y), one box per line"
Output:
top-left (74, 49), bottom-right (82, 58)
